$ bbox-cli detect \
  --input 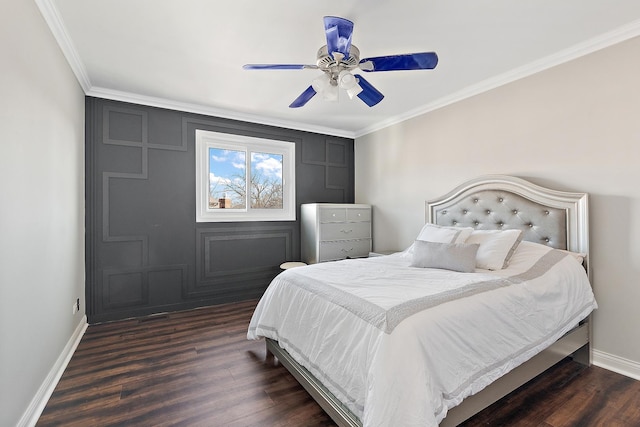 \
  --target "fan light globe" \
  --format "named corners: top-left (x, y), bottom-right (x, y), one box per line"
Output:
top-left (312, 74), bottom-right (339, 102)
top-left (311, 74), bottom-right (330, 92)
top-left (338, 70), bottom-right (357, 89)
top-left (346, 84), bottom-right (363, 99)
top-left (322, 83), bottom-right (339, 101)
top-left (338, 70), bottom-right (363, 99)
